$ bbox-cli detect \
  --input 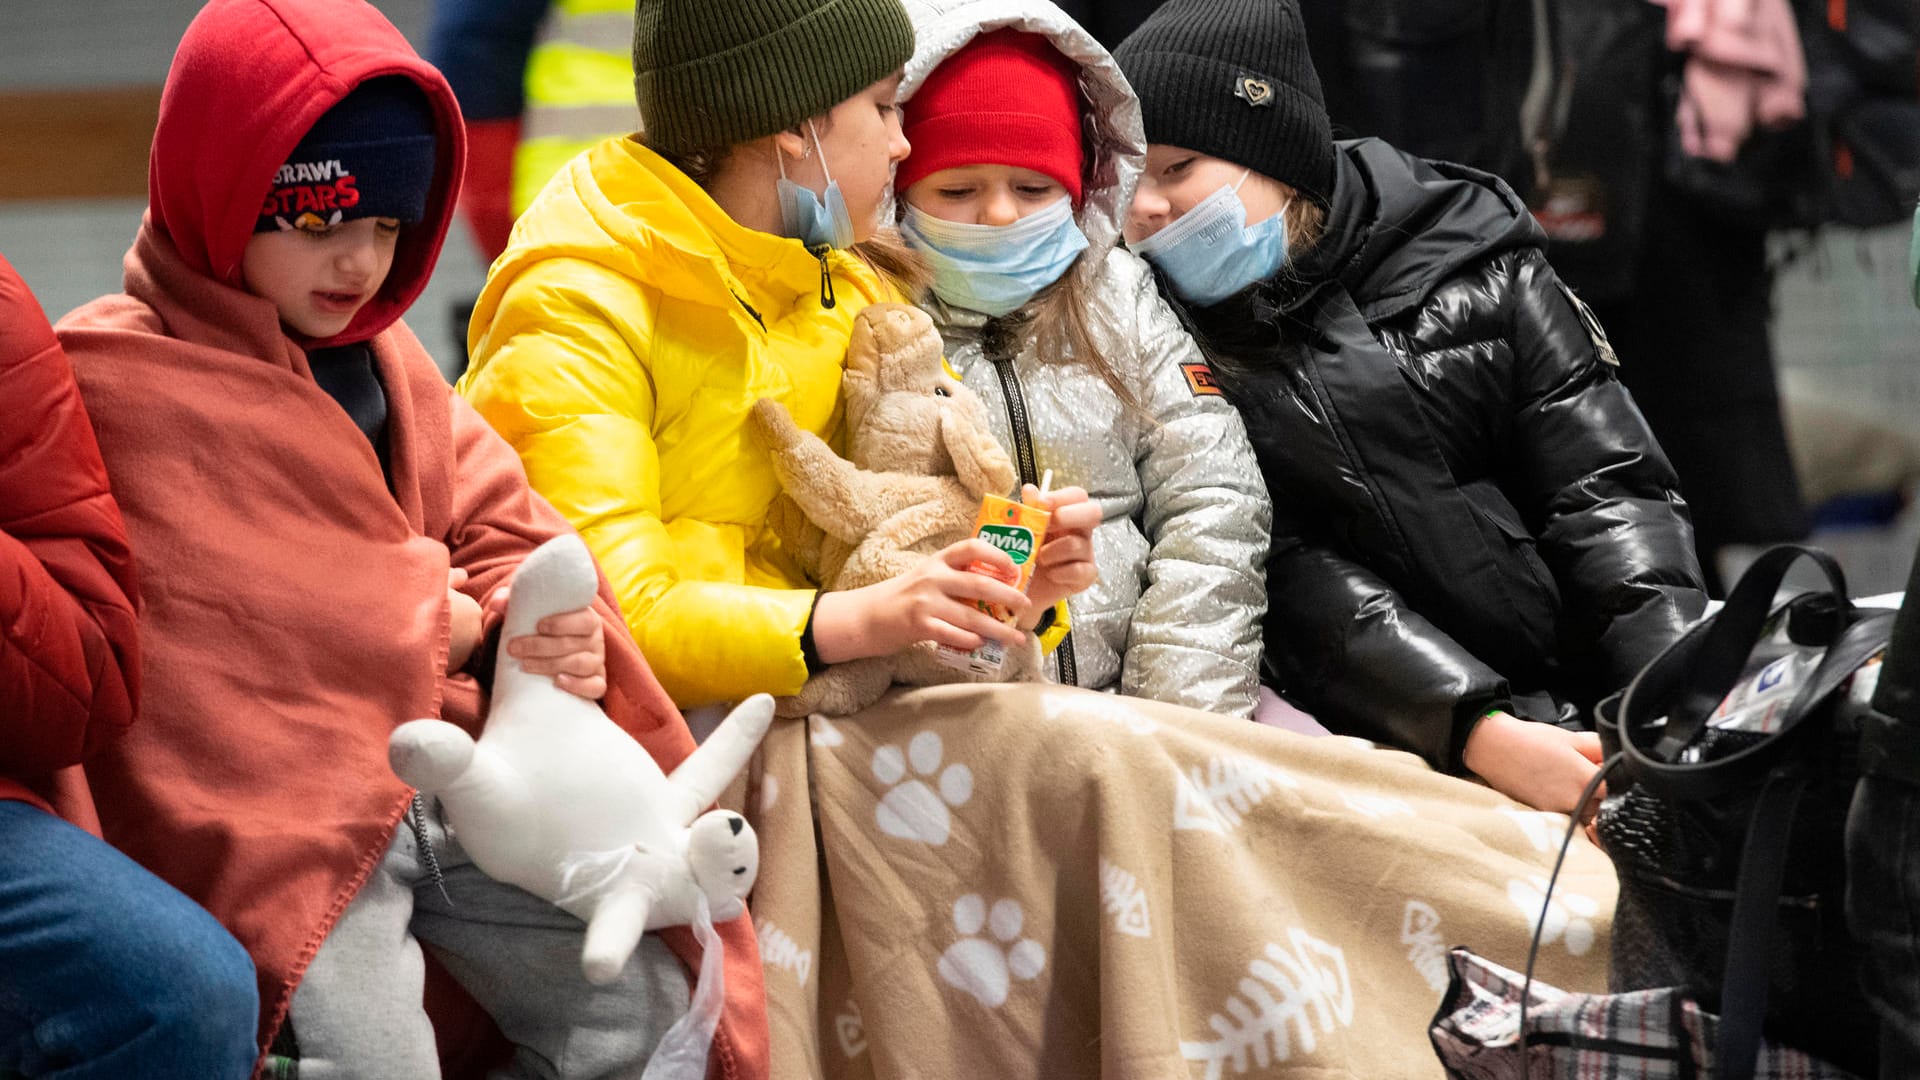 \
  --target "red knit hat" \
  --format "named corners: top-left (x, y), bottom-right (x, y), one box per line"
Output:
top-left (897, 29), bottom-right (1086, 205)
